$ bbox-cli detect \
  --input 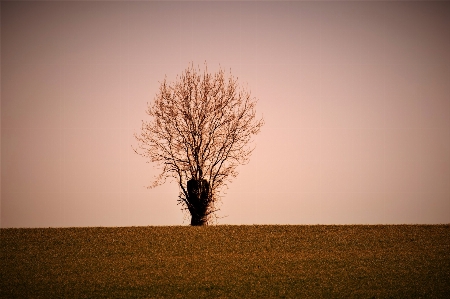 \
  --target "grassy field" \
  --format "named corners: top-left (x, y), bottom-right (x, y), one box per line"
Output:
top-left (1, 225), bottom-right (449, 298)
